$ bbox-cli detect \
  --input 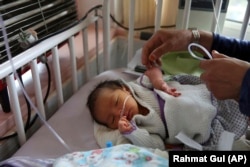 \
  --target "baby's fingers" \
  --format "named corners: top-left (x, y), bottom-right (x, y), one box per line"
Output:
top-left (172, 92), bottom-right (181, 97)
top-left (162, 85), bottom-right (181, 97)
